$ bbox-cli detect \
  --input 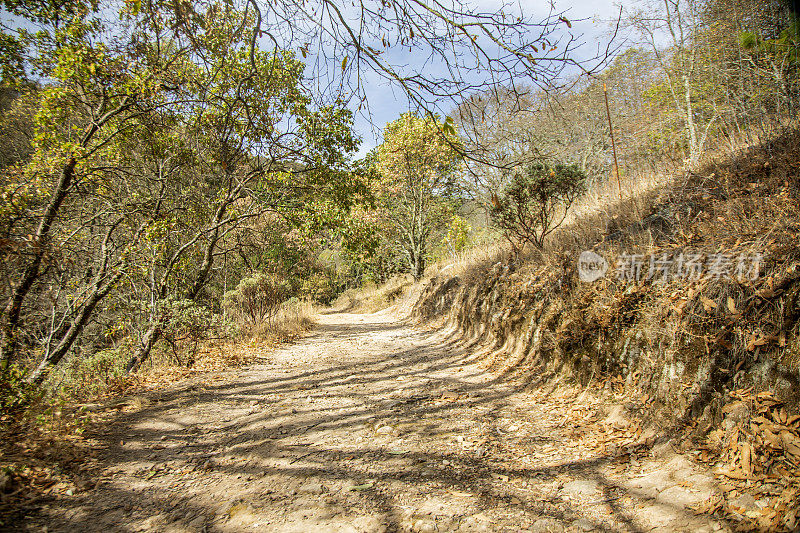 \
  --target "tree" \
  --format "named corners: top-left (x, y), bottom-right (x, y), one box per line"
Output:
top-left (375, 113), bottom-right (462, 279)
top-left (0, 1), bottom-right (361, 384)
top-left (702, 0), bottom-right (799, 119)
top-left (0, 1), bottom-right (187, 382)
top-left (122, 9), bottom-right (360, 373)
top-left (627, 0), bottom-right (721, 168)
top-left (218, 0), bottom-right (599, 123)
top-left (0, 0), bottom-right (602, 391)
top-left (490, 162), bottom-right (586, 254)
